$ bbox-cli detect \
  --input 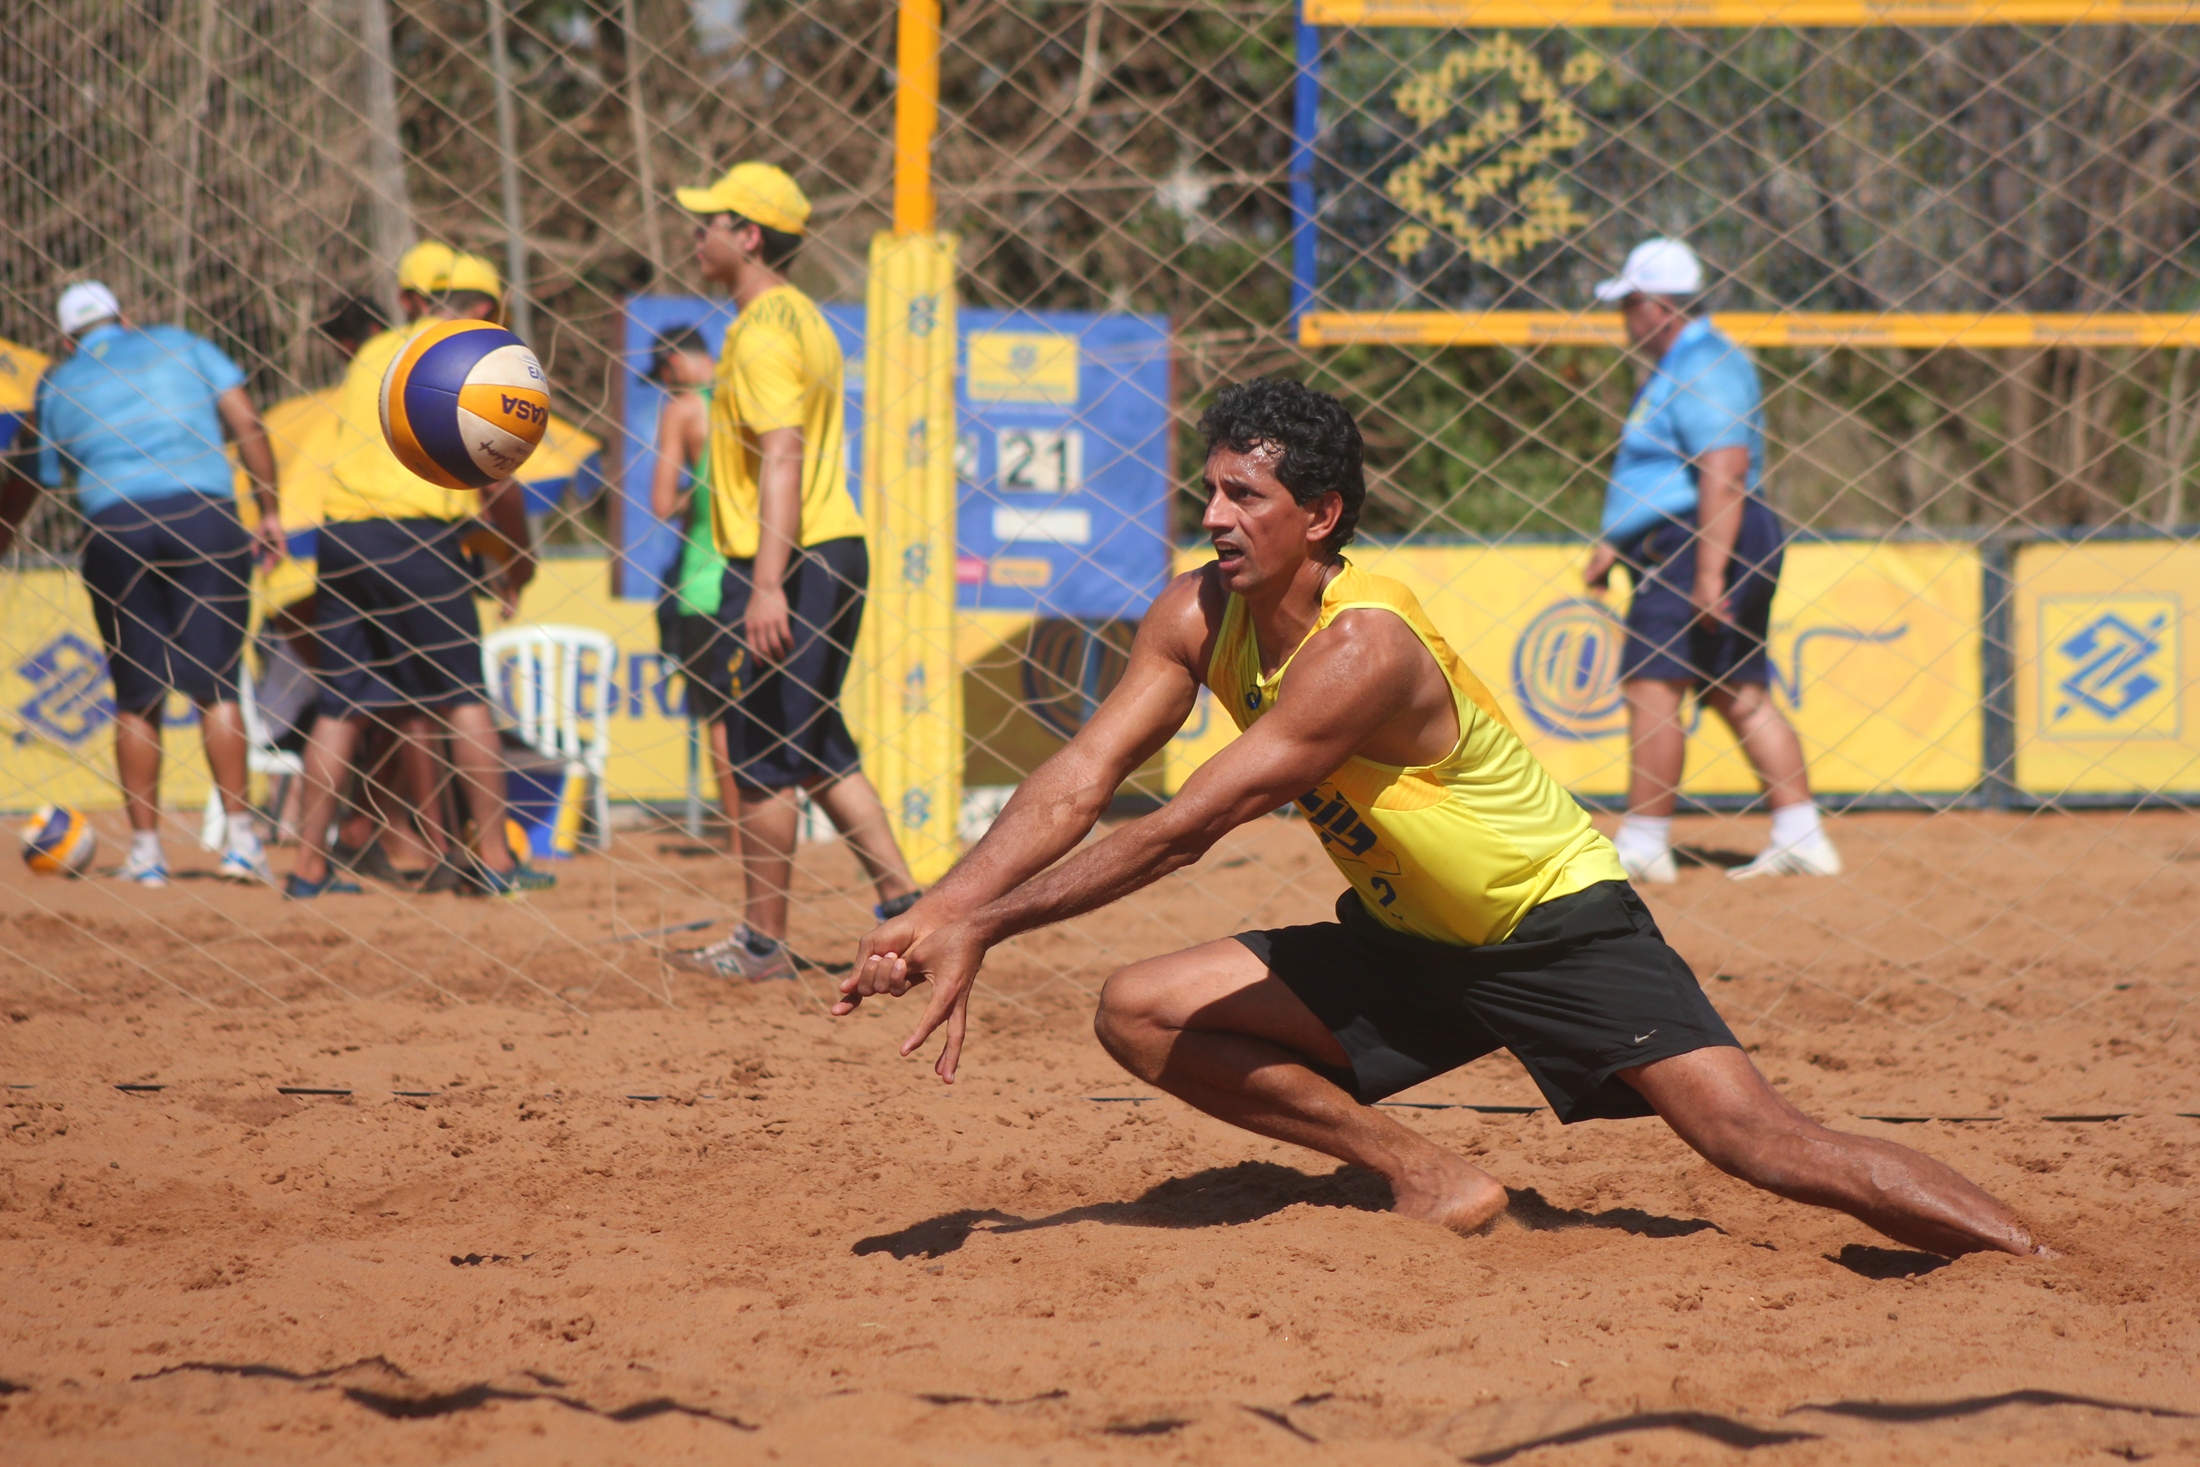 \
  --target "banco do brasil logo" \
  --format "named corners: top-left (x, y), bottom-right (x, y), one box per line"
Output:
top-left (1512, 598), bottom-right (1627, 740)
